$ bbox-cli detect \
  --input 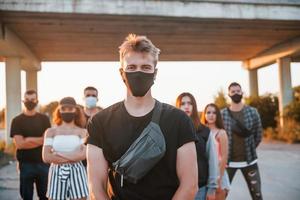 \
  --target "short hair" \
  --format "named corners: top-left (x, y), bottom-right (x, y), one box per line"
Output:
top-left (84, 86), bottom-right (98, 96)
top-left (228, 82), bottom-right (242, 91)
top-left (119, 34), bottom-right (160, 67)
top-left (24, 89), bottom-right (37, 98)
